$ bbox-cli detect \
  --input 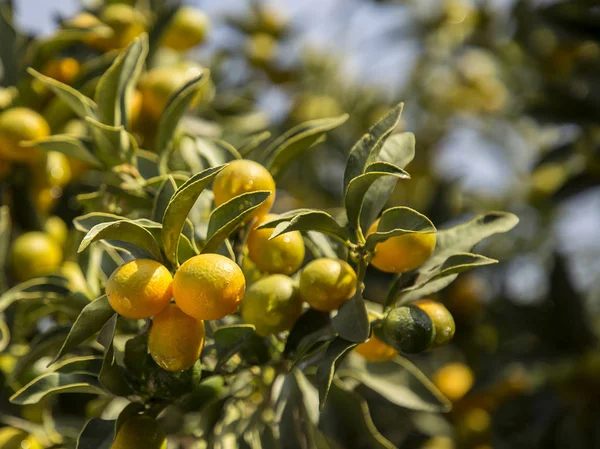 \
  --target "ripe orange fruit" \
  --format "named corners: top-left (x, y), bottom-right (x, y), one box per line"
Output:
top-left (41, 57), bottom-right (80, 84)
top-left (413, 299), bottom-right (456, 348)
top-left (173, 253), bottom-right (246, 320)
top-left (212, 160), bottom-right (275, 220)
top-left (241, 274), bottom-right (302, 336)
top-left (10, 232), bottom-right (63, 282)
top-left (246, 214), bottom-right (305, 275)
top-left (367, 219), bottom-right (436, 273)
top-left (432, 362), bottom-right (474, 402)
top-left (149, 303), bottom-right (205, 372)
top-left (106, 259), bottom-right (173, 319)
top-left (111, 416), bottom-right (166, 449)
top-left (298, 258), bottom-right (357, 311)
top-left (0, 108), bottom-right (50, 162)
top-left (161, 7), bottom-right (210, 51)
